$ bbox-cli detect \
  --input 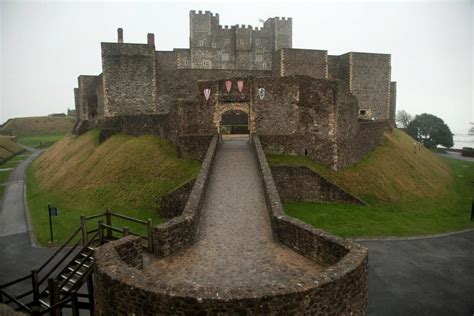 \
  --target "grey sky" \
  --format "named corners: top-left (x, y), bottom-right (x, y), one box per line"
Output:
top-left (1, 0), bottom-right (472, 133)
